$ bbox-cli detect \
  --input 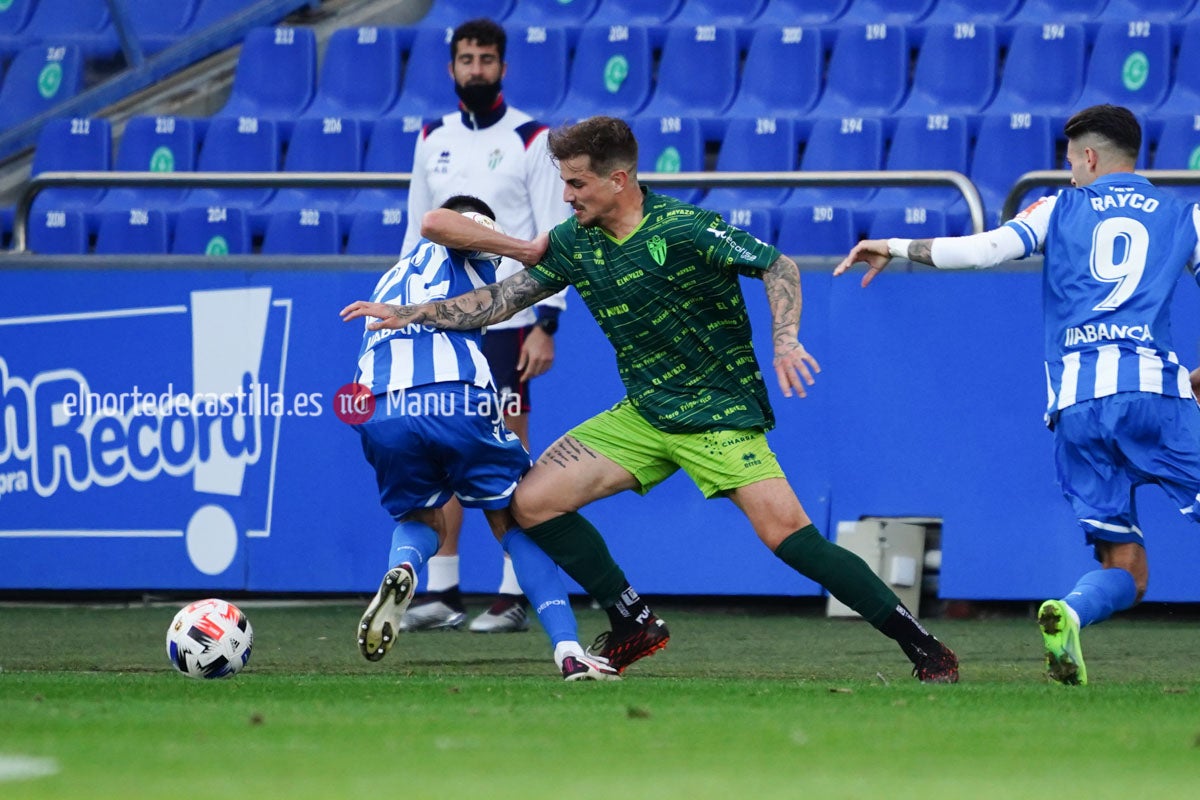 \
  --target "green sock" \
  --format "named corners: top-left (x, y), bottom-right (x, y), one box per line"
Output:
top-left (773, 524), bottom-right (899, 628)
top-left (521, 512), bottom-right (628, 607)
